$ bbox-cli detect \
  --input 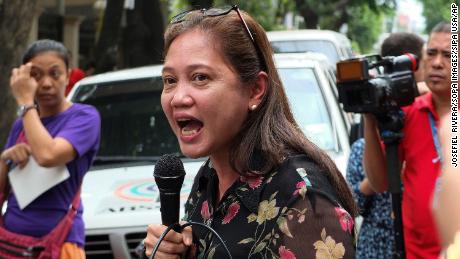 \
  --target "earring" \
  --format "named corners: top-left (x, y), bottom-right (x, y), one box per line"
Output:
top-left (250, 104), bottom-right (257, 111)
